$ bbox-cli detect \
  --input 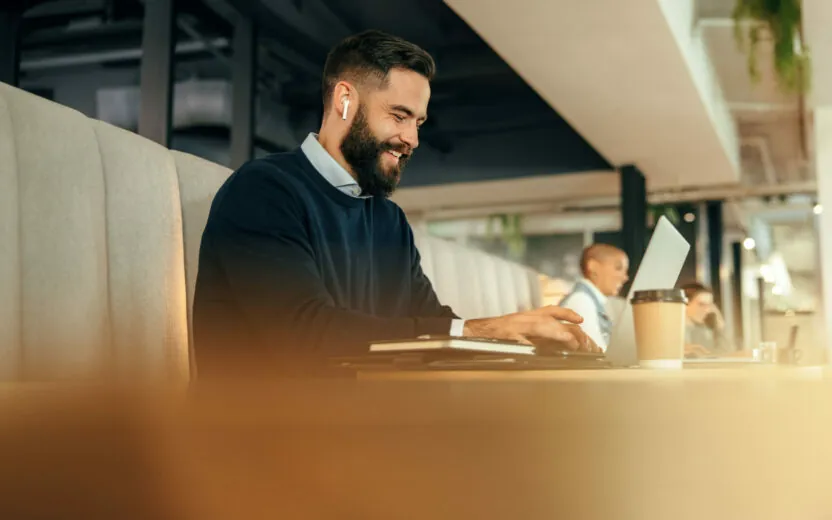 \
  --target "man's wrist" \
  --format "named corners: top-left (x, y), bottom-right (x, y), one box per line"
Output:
top-left (450, 319), bottom-right (465, 337)
top-left (462, 318), bottom-right (490, 338)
